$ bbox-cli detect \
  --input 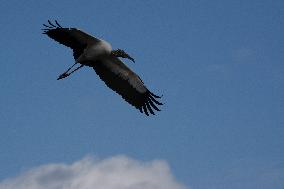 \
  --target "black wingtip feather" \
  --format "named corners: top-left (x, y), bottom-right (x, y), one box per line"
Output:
top-left (139, 106), bottom-right (143, 113)
top-left (48, 20), bottom-right (56, 27)
top-left (142, 105), bottom-right (149, 116)
top-left (42, 20), bottom-right (63, 31)
top-left (137, 91), bottom-right (162, 116)
top-left (149, 95), bottom-right (163, 105)
top-left (55, 20), bottom-right (62, 28)
top-left (147, 98), bottom-right (161, 111)
top-left (149, 91), bottom-right (162, 98)
top-left (43, 24), bottom-right (53, 28)
top-left (145, 101), bottom-right (155, 115)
